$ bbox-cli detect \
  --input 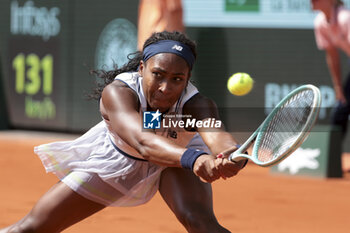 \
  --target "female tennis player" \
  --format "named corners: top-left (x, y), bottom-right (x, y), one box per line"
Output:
top-left (0, 31), bottom-right (246, 233)
top-left (311, 0), bottom-right (350, 137)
